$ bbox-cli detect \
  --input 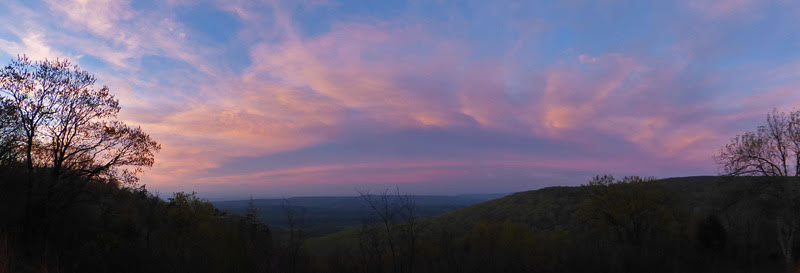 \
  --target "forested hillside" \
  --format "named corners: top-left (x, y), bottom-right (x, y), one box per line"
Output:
top-left (301, 176), bottom-right (800, 273)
